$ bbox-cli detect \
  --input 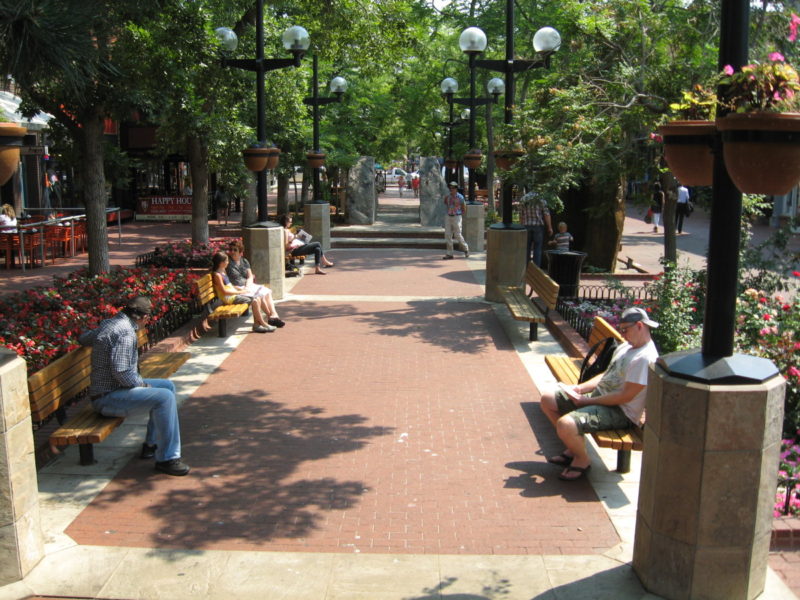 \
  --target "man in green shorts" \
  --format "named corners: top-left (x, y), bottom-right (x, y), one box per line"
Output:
top-left (540, 307), bottom-right (659, 481)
